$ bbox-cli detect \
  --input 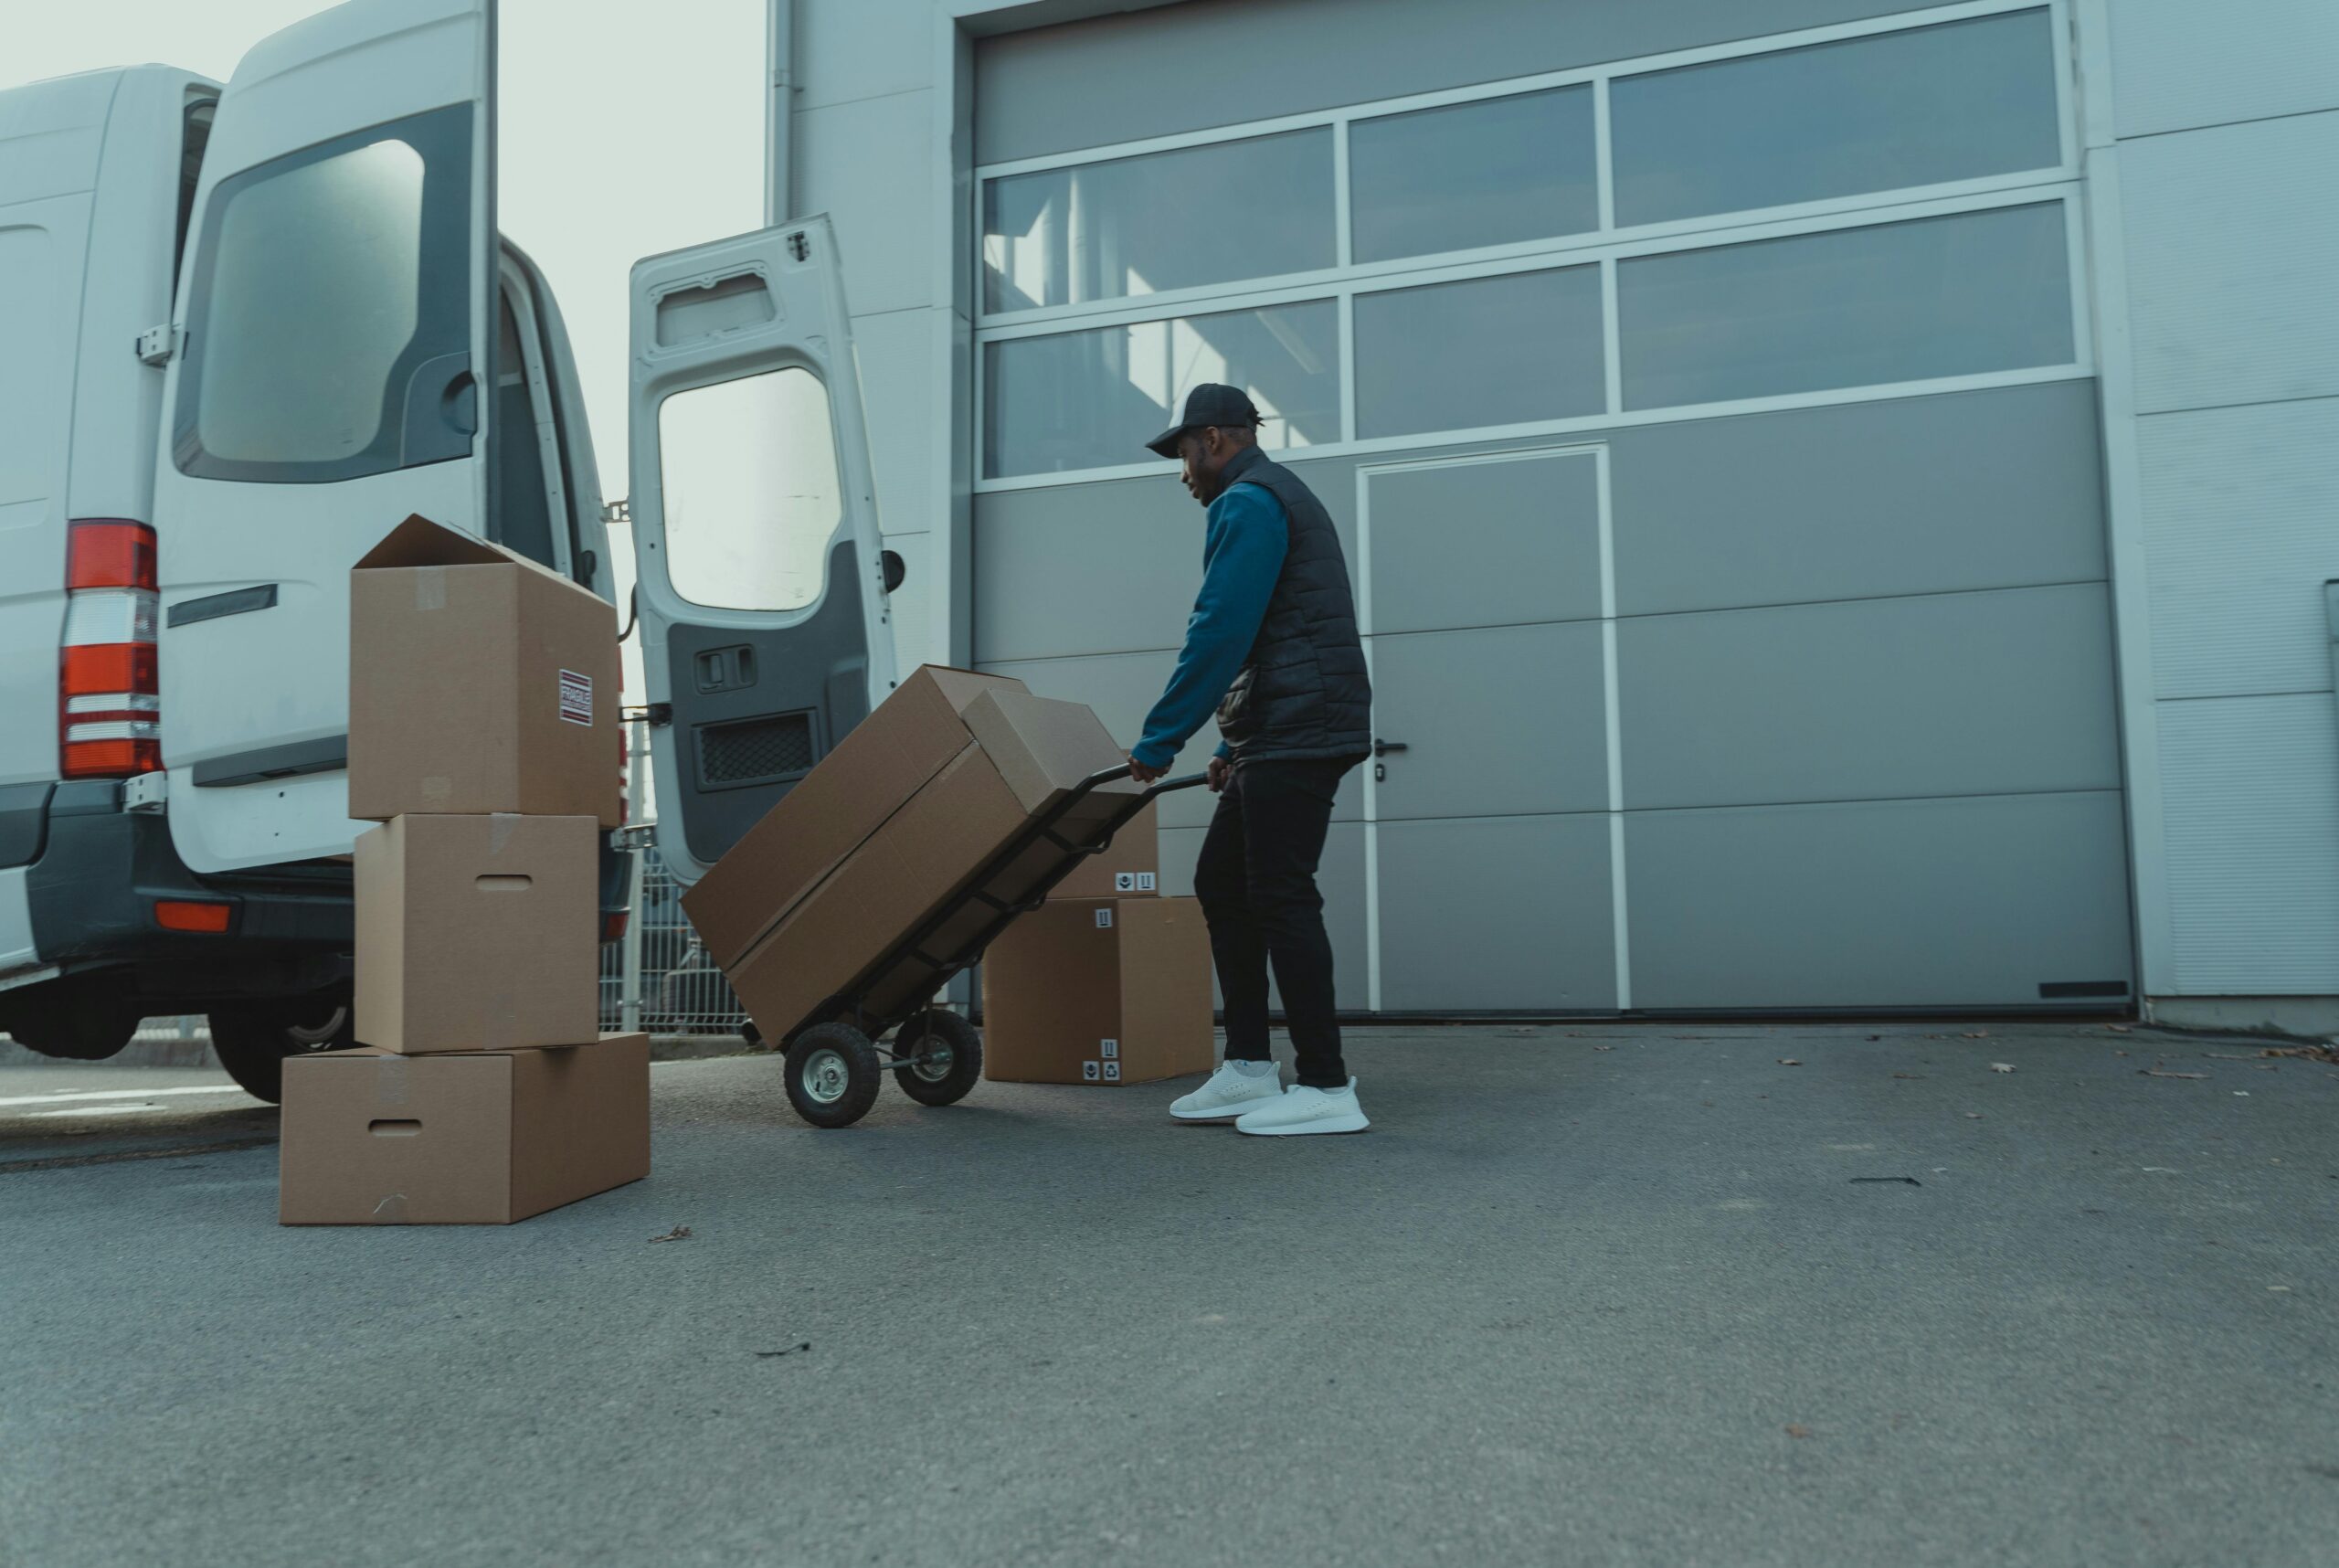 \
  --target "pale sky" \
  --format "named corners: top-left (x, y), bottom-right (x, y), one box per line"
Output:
top-left (11, 0), bottom-right (770, 708)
